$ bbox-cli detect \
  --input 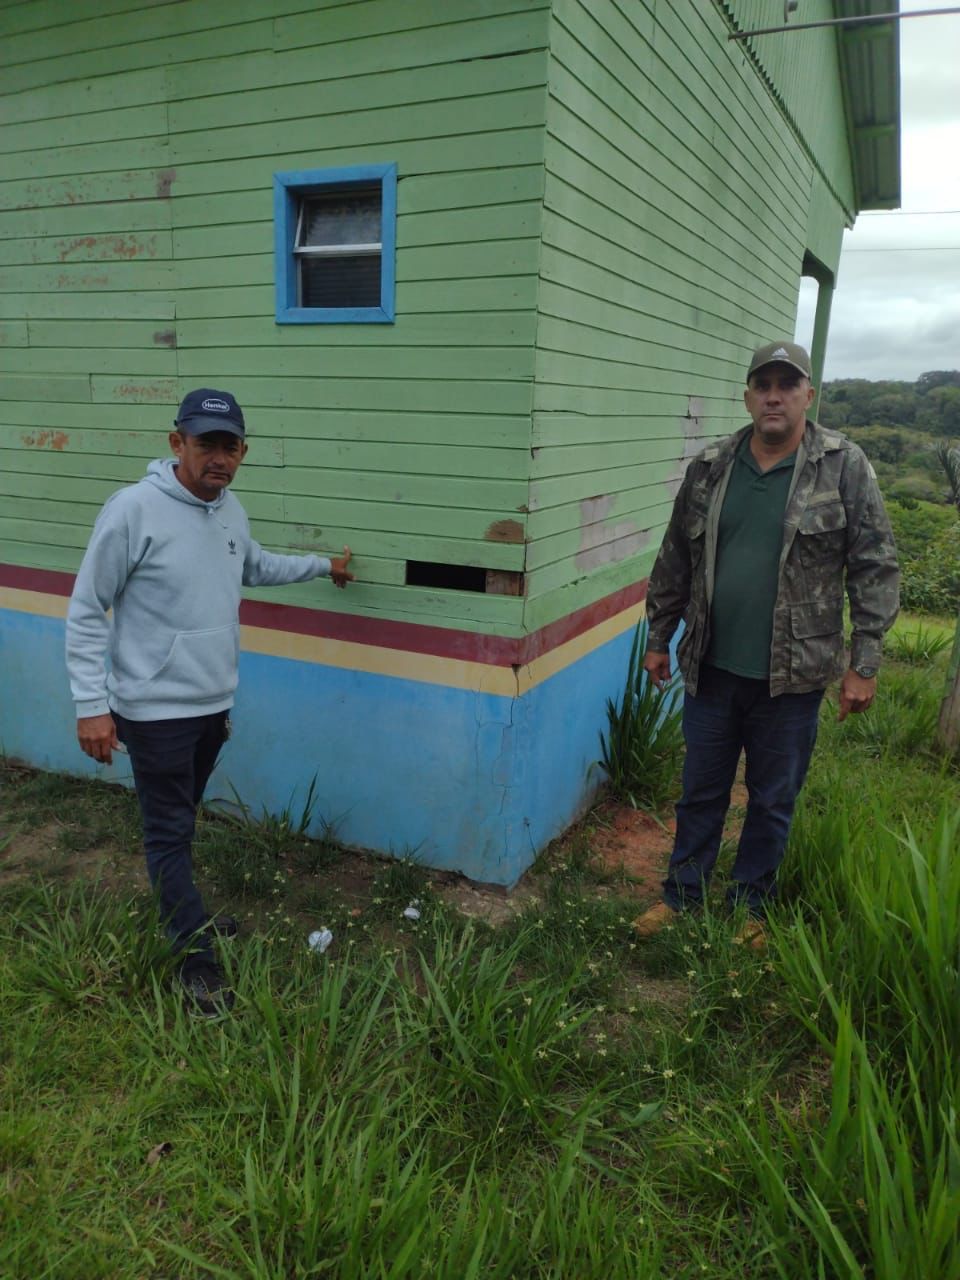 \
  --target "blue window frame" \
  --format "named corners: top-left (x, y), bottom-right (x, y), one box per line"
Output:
top-left (274, 163), bottom-right (397, 324)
